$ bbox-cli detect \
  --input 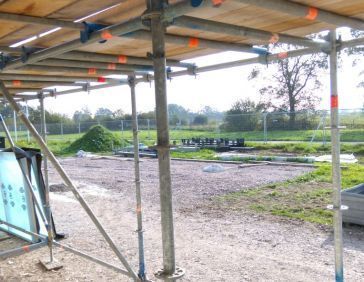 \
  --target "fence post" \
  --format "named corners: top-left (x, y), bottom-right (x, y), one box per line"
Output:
top-left (147, 119), bottom-right (151, 139)
top-left (13, 110), bottom-right (17, 142)
top-left (263, 113), bottom-right (268, 144)
top-left (120, 120), bottom-right (124, 139)
top-left (322, 111), bottom-right (327, 146)
top-left (61, 122), bottom-right (64, 136)
top-left (25, 102), bottom-right (30, 143)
